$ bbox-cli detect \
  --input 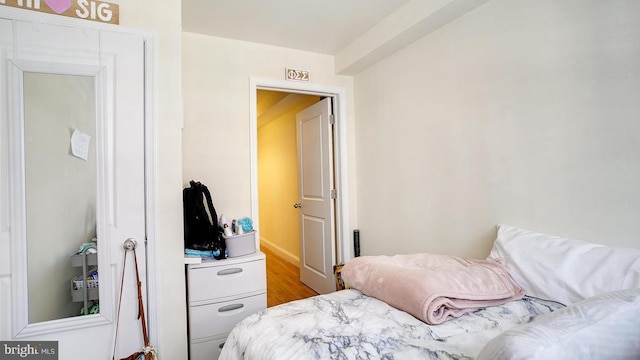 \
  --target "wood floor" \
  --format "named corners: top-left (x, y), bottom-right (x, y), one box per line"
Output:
top-left (262, 246), bottom-right (318, 307)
